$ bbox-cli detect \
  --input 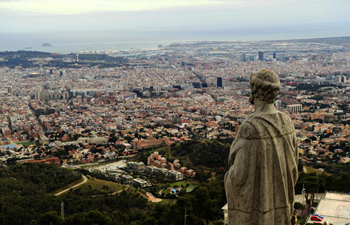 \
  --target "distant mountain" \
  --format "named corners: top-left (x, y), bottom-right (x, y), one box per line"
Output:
top-left (0, 50), bottom-right (128, 68)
